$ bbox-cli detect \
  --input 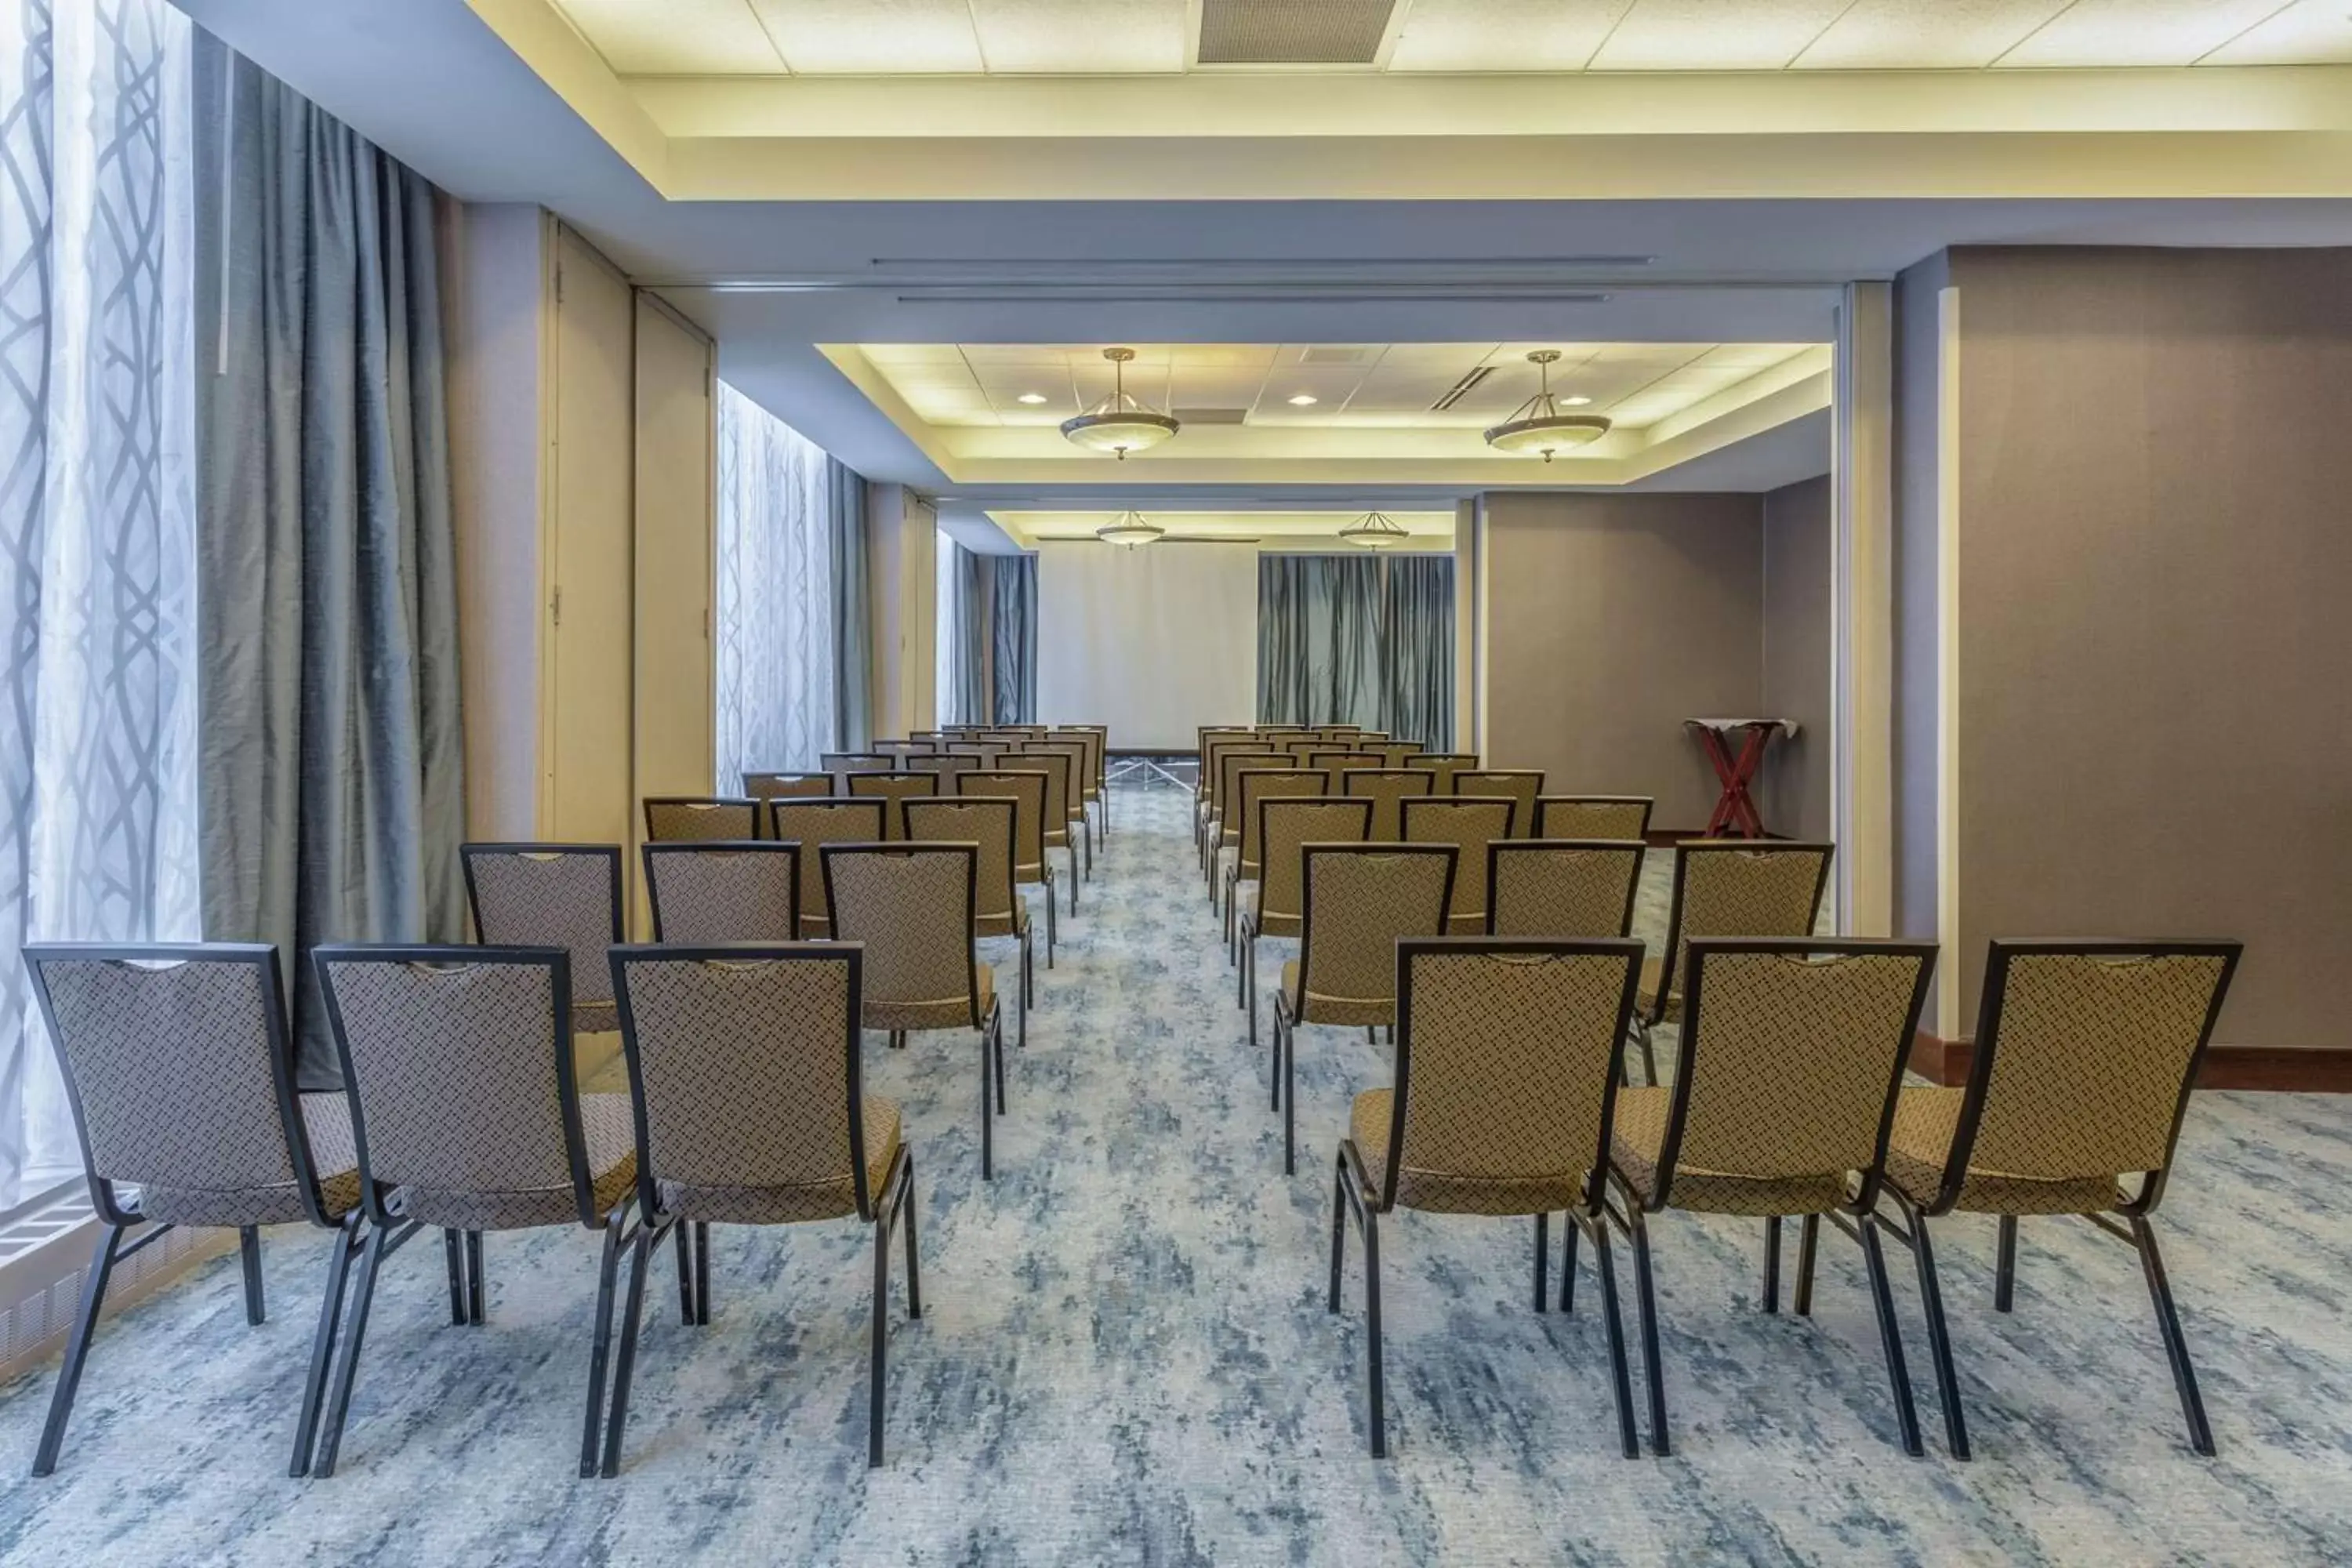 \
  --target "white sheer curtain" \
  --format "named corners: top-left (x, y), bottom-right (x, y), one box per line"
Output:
top-left (714, 382), bottom-right (837, 788)
top-left (934, 533), bottom-right (956, 728)
top-left (0, 0), bottom-right (200, 1211)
